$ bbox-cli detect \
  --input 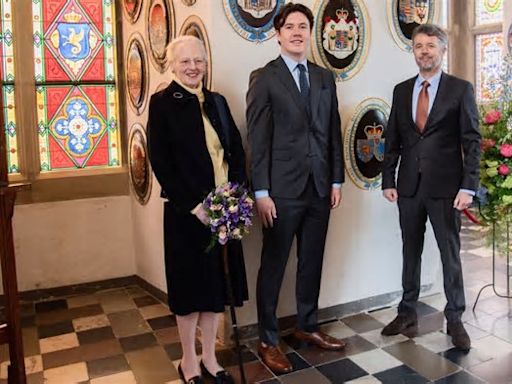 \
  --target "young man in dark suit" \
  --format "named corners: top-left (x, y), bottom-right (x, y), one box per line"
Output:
top-left (246, 2), bottom-right (345, 374)
top-left (381, 24), bottom-right (481, 351)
